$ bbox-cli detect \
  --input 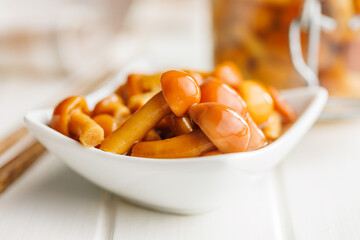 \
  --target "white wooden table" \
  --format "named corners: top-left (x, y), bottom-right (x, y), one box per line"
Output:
top-left (1, 78), bottom-right (360, 240)
top-left (1, 0), bottom-right (360, 239)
